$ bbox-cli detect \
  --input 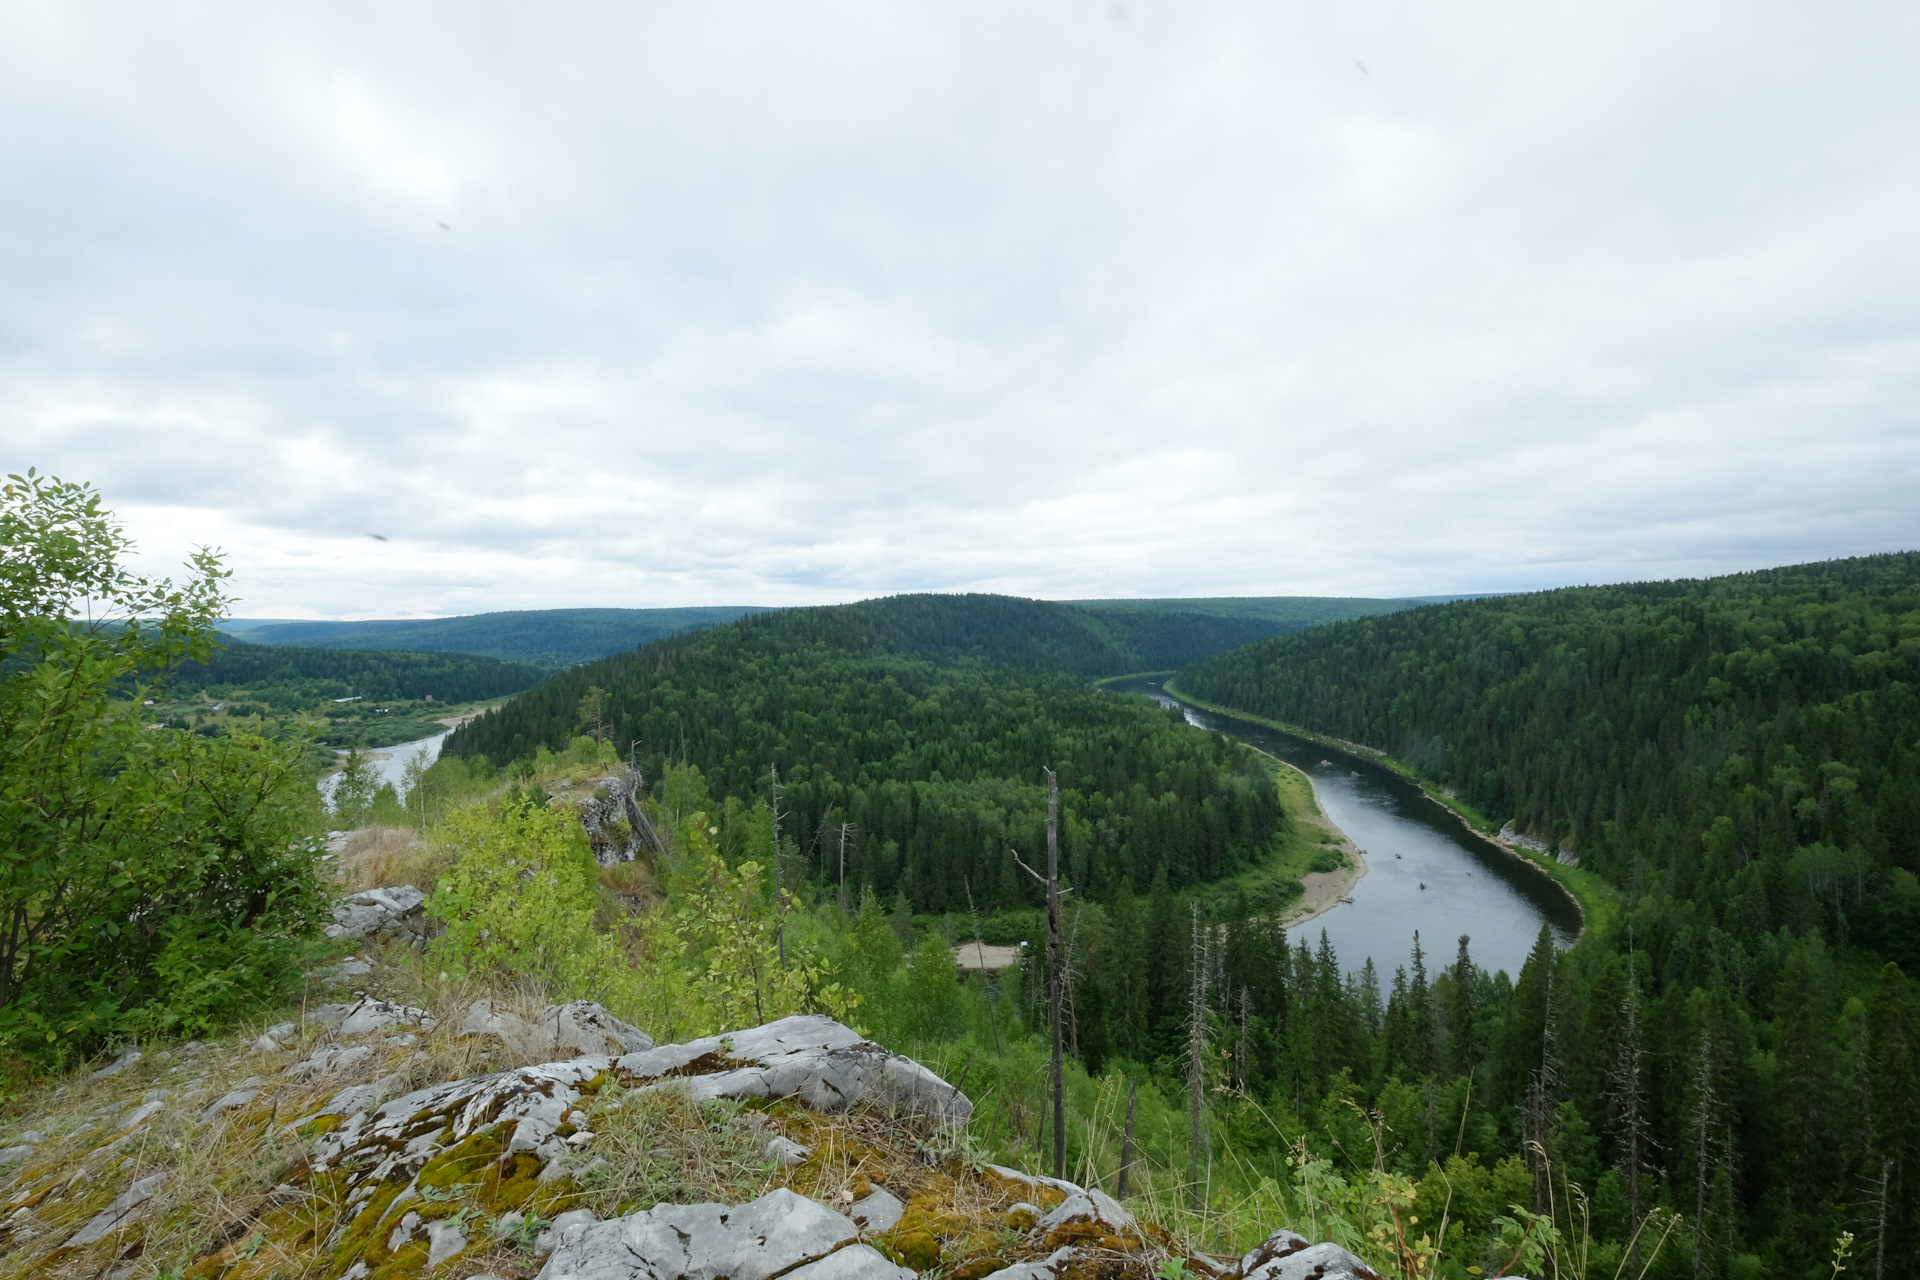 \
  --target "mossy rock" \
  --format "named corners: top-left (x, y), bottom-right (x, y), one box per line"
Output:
top-left (881, 1228), bottom-right (942, 1271)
